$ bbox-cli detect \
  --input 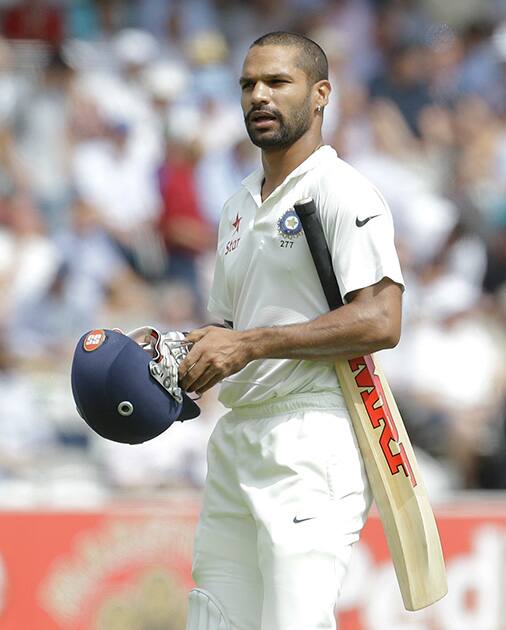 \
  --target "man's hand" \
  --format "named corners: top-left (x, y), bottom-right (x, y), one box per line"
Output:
top-left (178, 326), bottom-right (255, 395)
